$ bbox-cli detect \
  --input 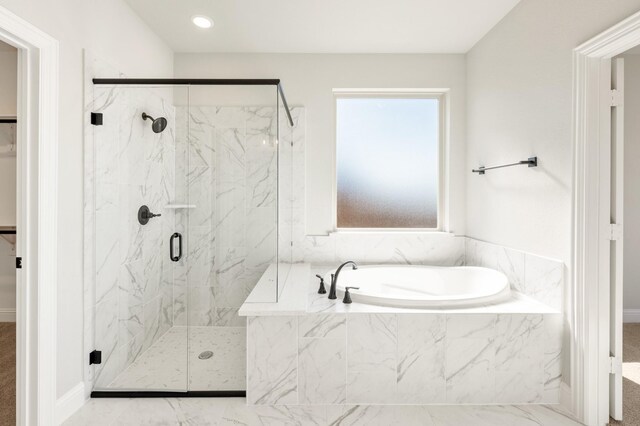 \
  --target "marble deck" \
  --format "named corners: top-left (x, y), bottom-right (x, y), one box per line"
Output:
top-left (103, 326), bottom-right (245, 391)
top-left (64, 397), bottom-right (583, 426)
